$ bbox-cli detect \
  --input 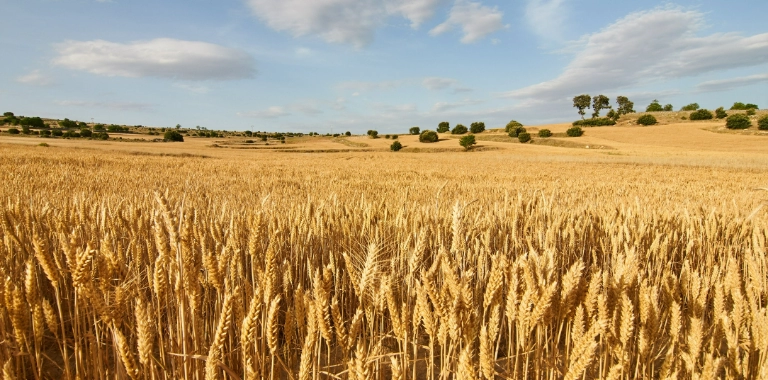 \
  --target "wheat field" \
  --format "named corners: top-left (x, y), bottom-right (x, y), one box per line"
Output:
top-left (0, 142), bottom-right (767, 379)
